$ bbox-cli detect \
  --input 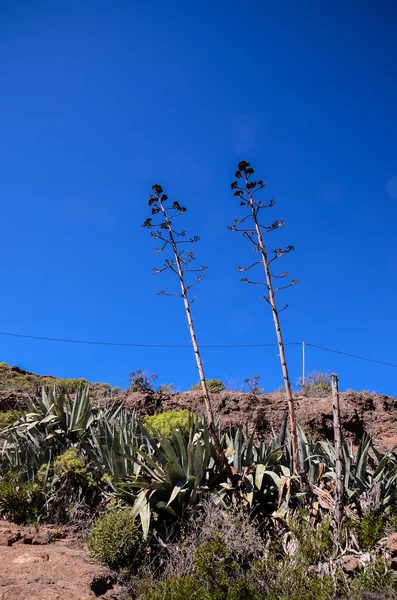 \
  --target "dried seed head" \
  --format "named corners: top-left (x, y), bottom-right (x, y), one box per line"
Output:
top-left (152, 184), bottom-right (163, 195)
